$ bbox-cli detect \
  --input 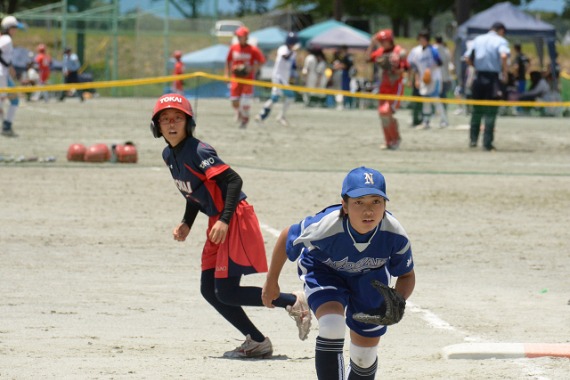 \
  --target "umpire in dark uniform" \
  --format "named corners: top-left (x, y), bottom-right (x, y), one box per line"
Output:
top-left (464, 22), bottom-right (510, 151)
